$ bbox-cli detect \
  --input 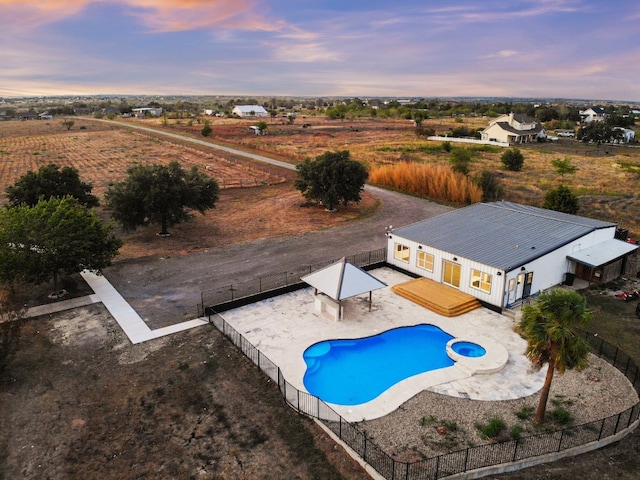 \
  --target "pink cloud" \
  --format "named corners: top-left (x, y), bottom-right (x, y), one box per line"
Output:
top-left (0, 0), bottom-right (282, 32)
top-left (124, 0), bottom-right (281, 32)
